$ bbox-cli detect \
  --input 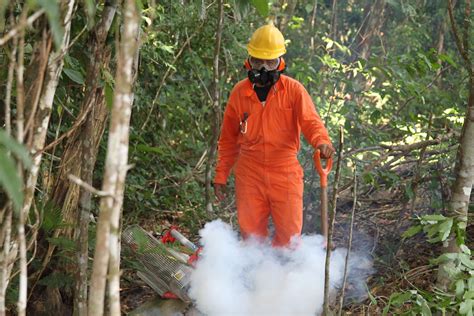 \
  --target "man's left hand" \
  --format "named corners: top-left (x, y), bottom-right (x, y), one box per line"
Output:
top-left (317, 144), bottom-right (335, 159)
